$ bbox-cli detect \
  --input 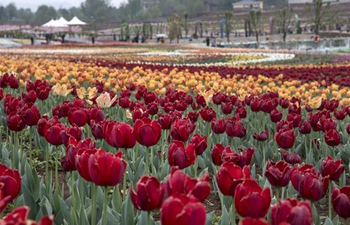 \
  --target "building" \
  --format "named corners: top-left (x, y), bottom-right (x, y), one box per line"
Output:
top-left (232, 0), bottom-right (263, 11)
top-left (140, 0), bottom-right (159, 11)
